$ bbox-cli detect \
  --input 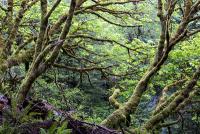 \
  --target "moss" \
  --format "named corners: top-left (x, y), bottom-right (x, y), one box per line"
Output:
top-left (0, 49), bottom-right (33, 72)
top-left (101, 108), bottom-right (127, 128)
top-left (143, 65), bottom-right (200, 131)
top-left (153, 91), bottom-right (180, 115)
top-left (109, 88), bottom-right (121, 109)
